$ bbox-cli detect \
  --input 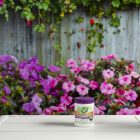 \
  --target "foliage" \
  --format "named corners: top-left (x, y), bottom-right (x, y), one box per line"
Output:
top-left (0, 54), bottom-right (140, 115)
top-left (1, 0), bottom-right (140, 53)
top-left (0, 0), bottom-right (140, 31)
top-left (87, 21), bottom-right (105, 53)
